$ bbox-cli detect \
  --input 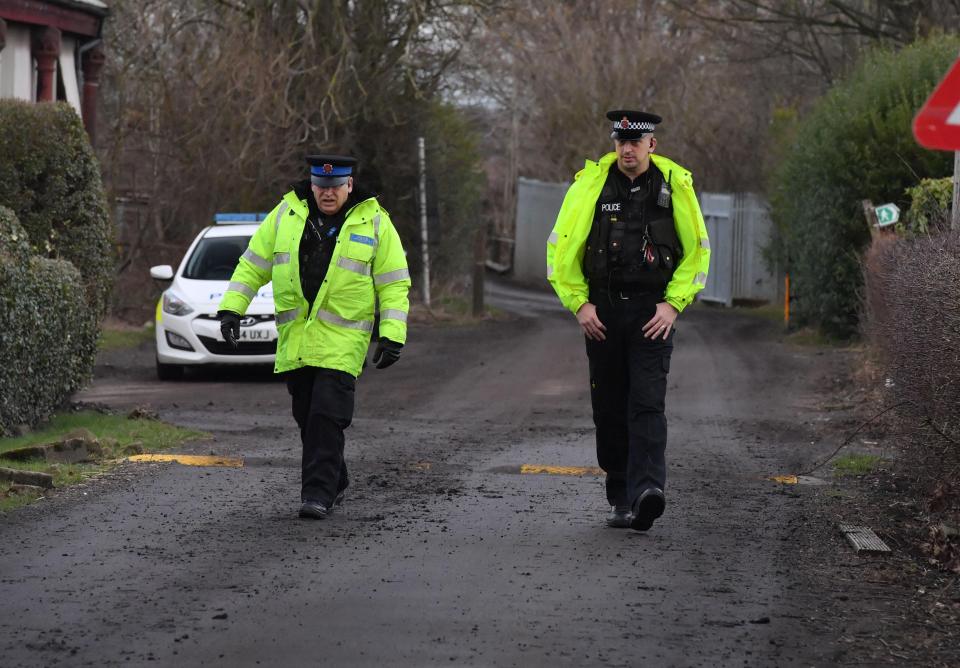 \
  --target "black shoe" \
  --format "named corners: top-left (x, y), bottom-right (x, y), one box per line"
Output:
top-left (606, 505), bottom-right (633, 528)
top-left (333, 489), bottom-right (346, 507)
top-left (298, 500), bottom-right (330, 519)
top-left (630, 488), bottom-right (665, 531)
